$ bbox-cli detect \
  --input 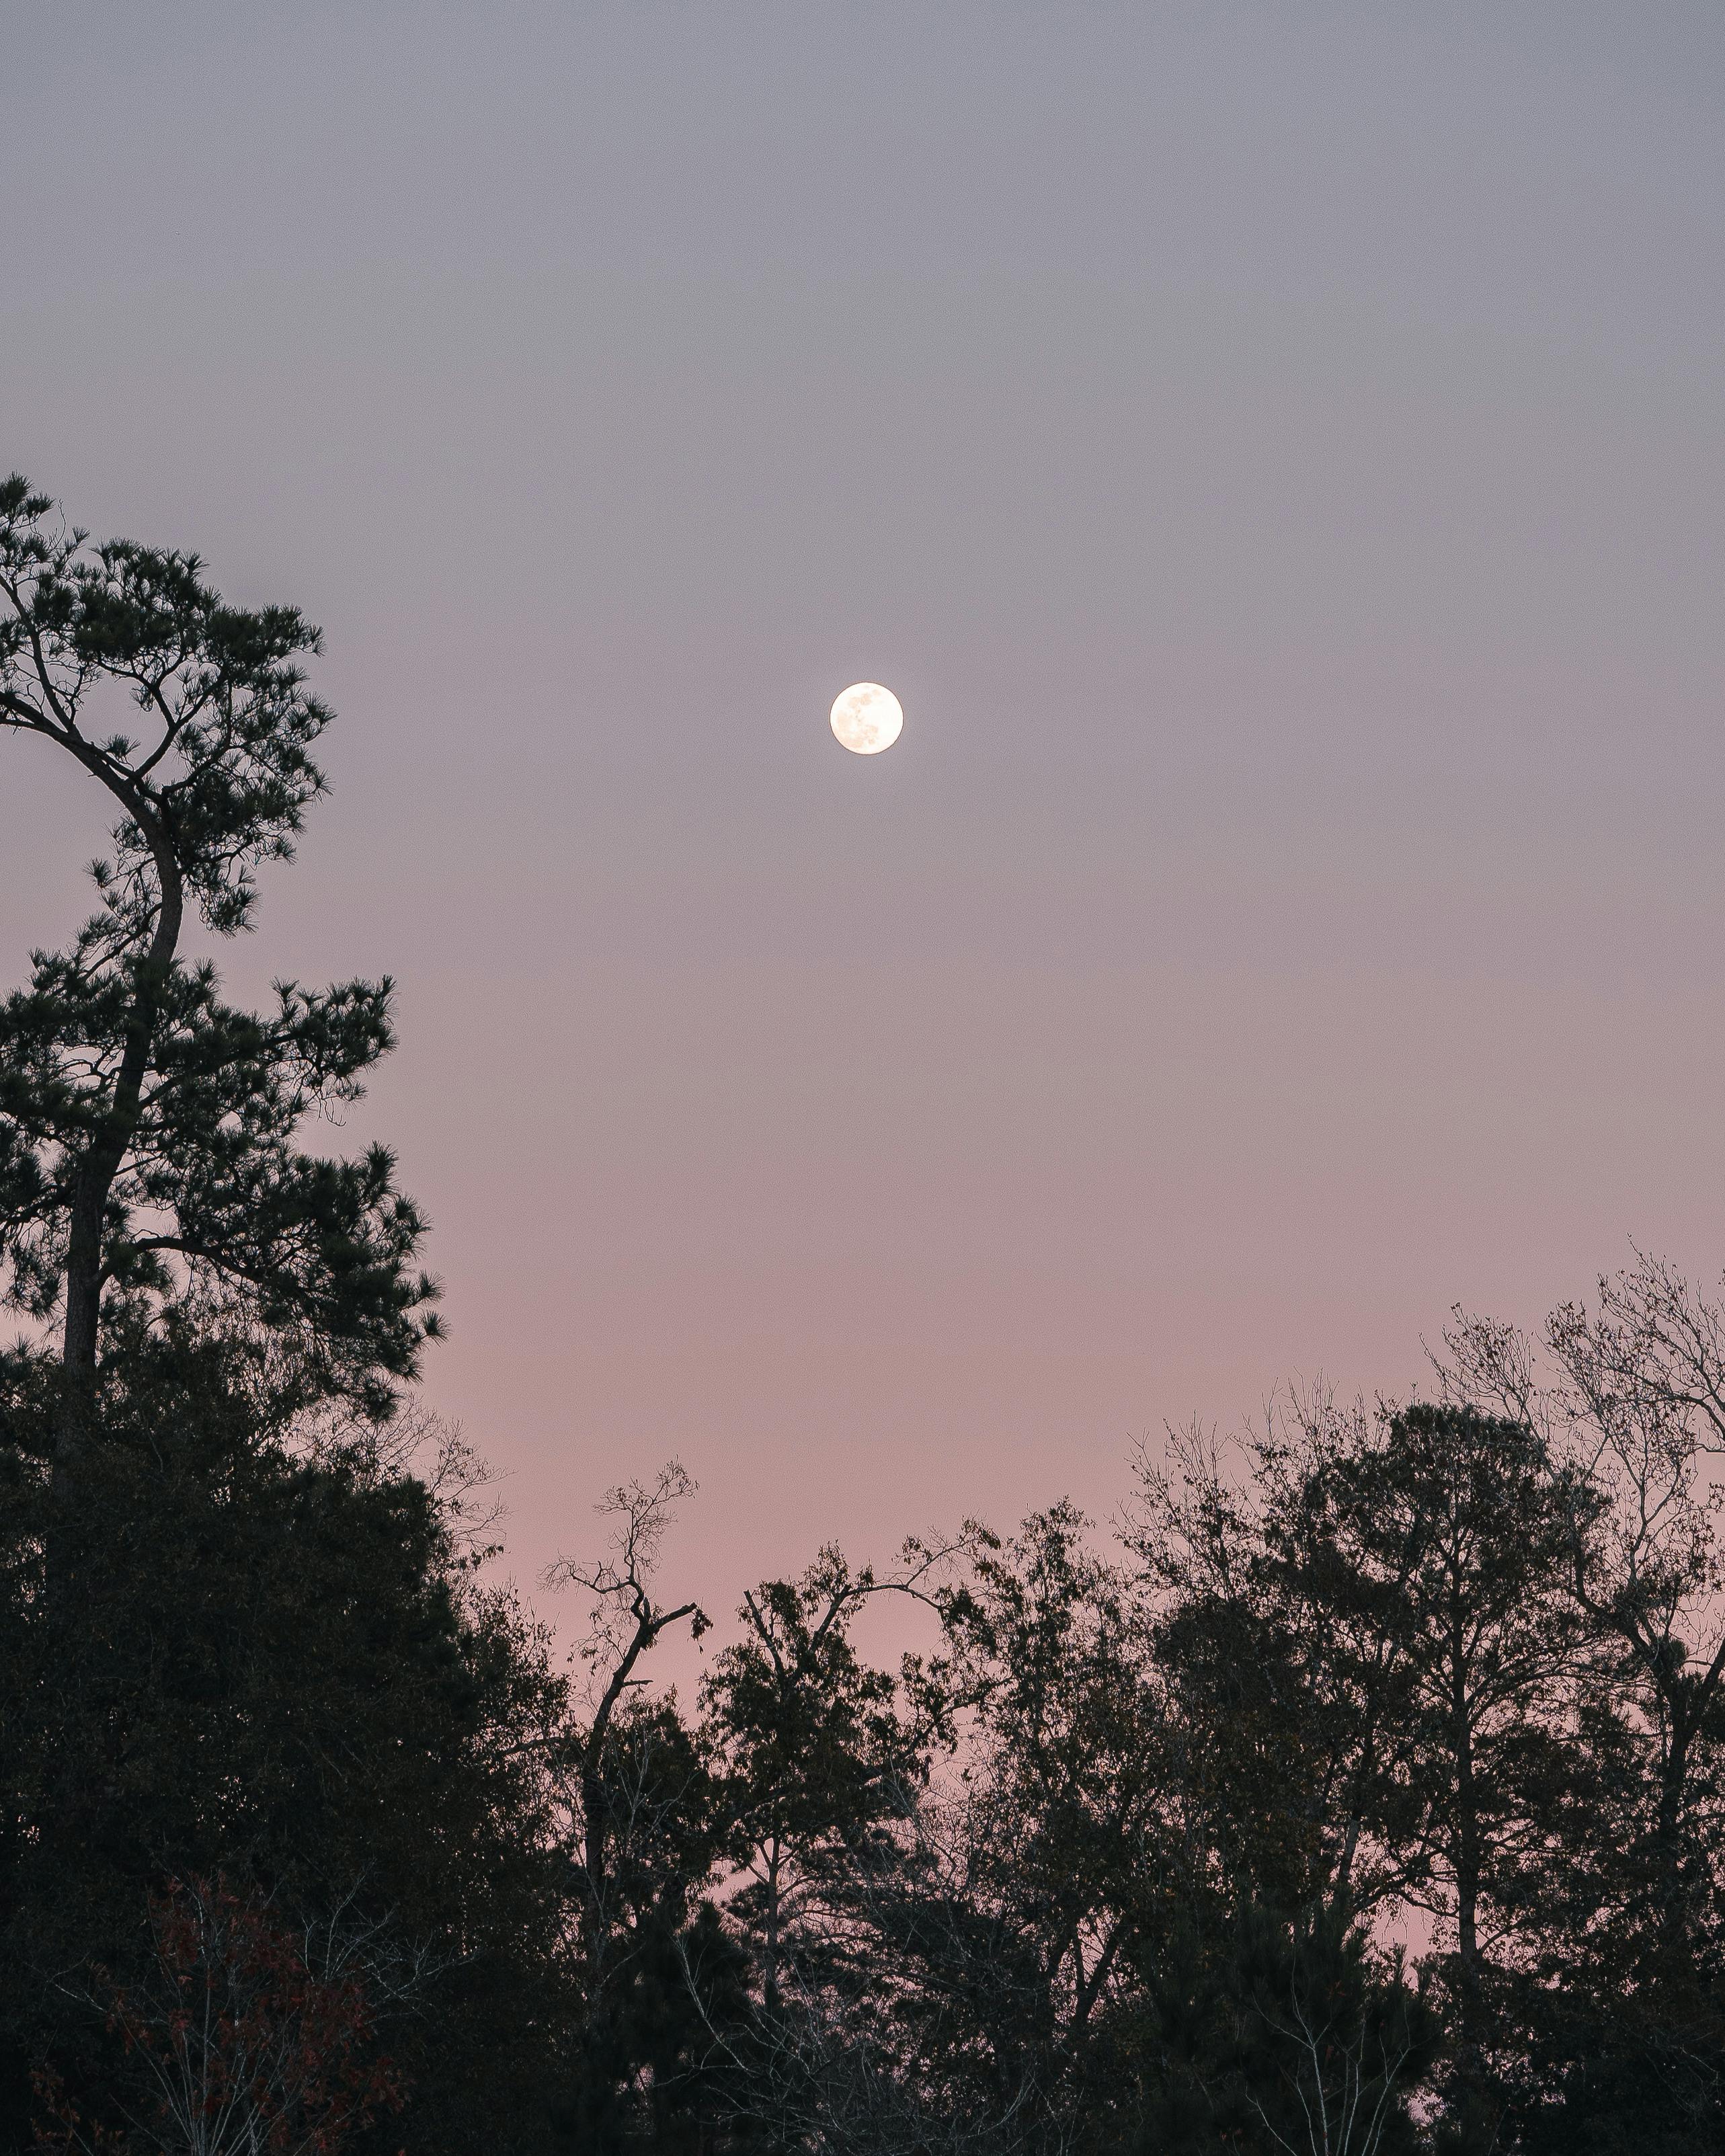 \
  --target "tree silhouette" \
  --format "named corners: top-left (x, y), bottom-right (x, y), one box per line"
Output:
top-left (0, 474), bottom-right (439, 1484)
